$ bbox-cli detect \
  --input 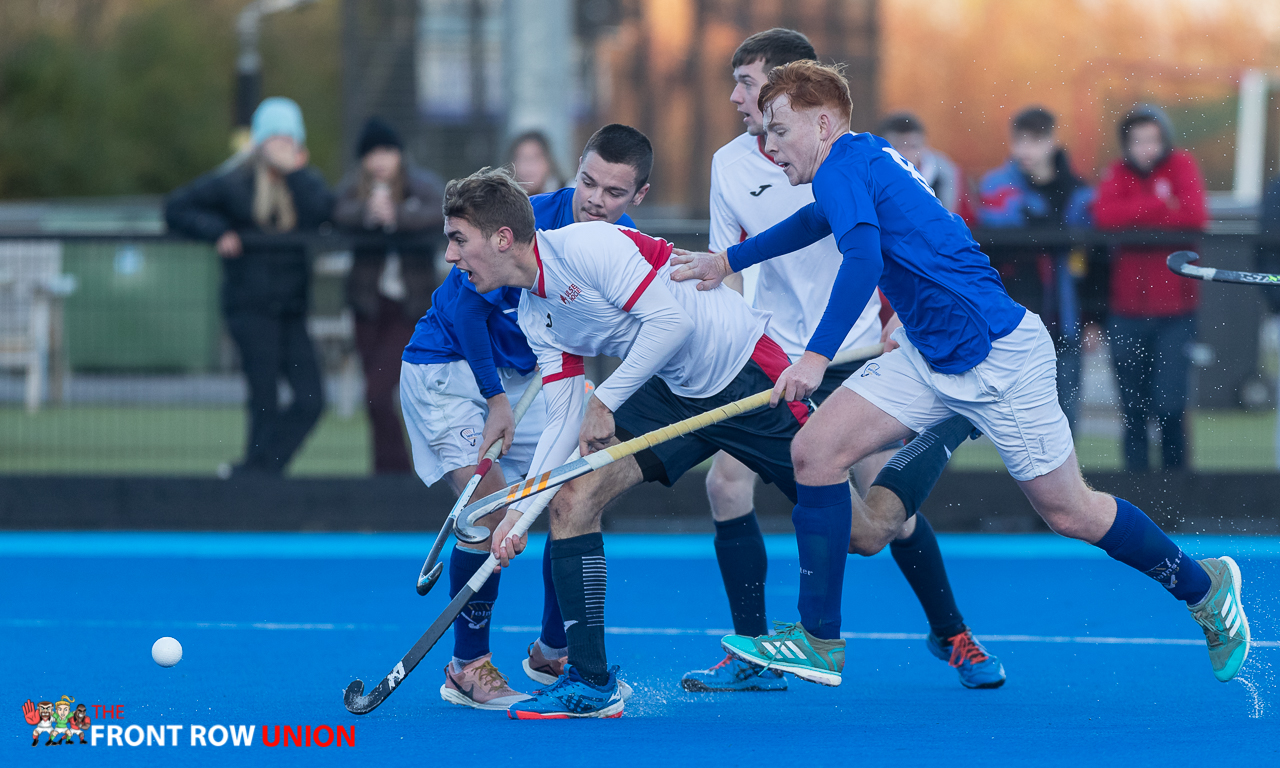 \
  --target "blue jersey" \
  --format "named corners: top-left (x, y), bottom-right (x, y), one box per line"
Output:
top-left (402, 186), bottom-right (636, 386)
top-left (729, 132), bottom-right (1025, 374)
